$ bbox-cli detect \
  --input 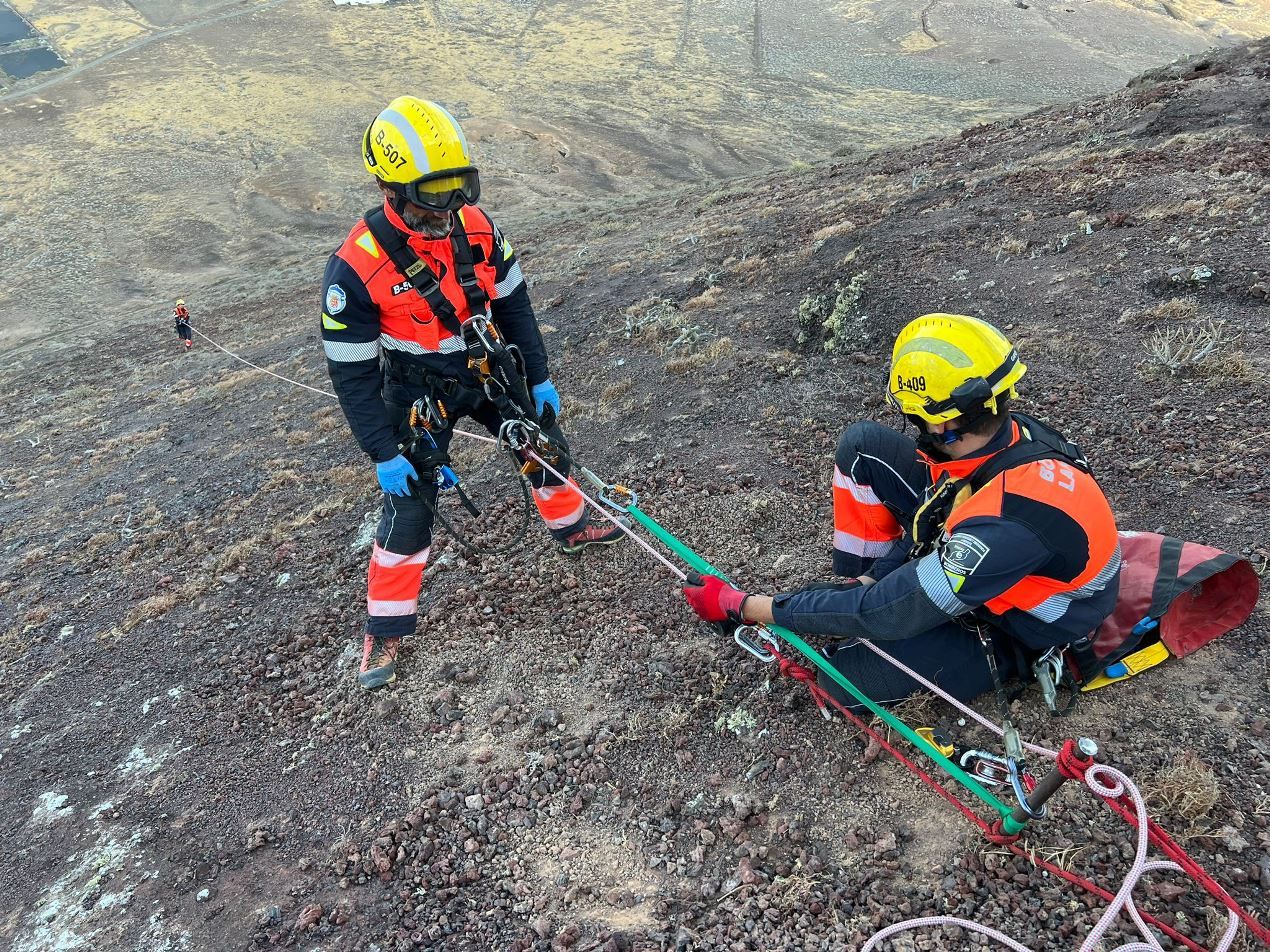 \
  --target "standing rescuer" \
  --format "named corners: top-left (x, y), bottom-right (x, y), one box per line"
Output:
top-left (173, 299), bottom-right (192, 350)
top-left (322, 96), bottom-right (623, 690)
top-left (682, 314), bottom-right (1123, 708)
